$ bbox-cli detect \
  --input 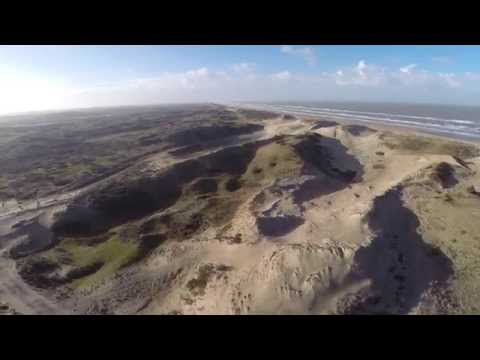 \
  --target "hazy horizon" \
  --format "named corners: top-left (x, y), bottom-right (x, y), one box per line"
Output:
top-left (2, 45), bottom-right (480, 116)
top-left (2, 99), bottom-right (480, 120)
